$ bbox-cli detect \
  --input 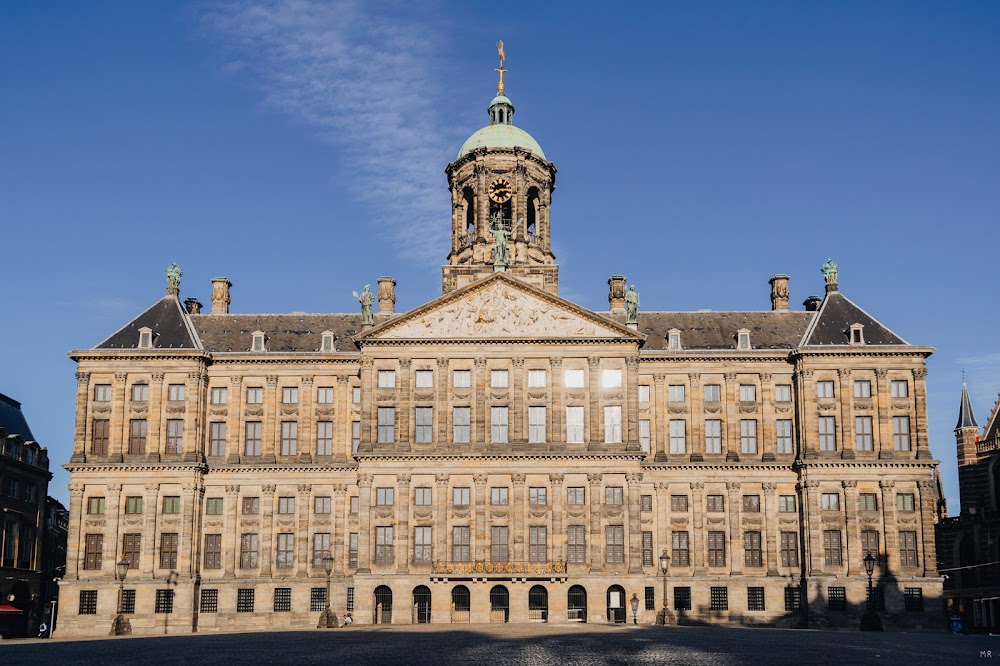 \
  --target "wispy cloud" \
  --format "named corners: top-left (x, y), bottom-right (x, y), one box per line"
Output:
top-left (200, 0), bottom-right (451, 264)
top-left (956, 352), bottom-right (1000, 368)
